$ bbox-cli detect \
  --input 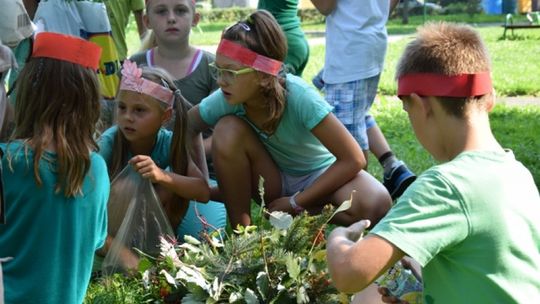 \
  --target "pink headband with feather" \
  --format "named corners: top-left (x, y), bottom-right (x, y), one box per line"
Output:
top-left (119, 60), bottom-right (174, 108)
